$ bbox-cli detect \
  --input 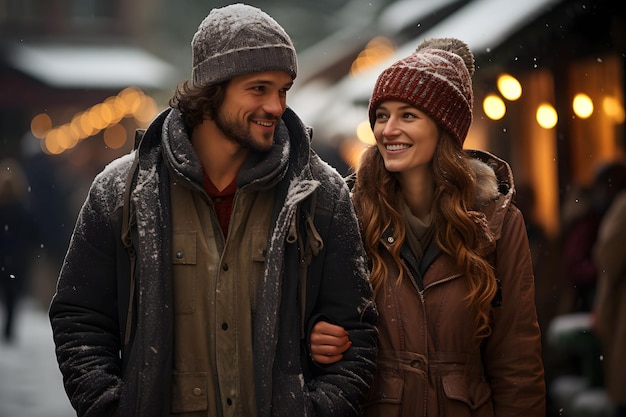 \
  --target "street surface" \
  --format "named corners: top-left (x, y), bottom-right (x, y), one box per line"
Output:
top-left (0, 299), bottom-right (75, 417)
